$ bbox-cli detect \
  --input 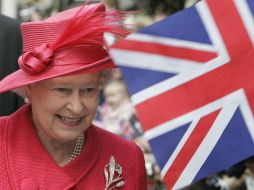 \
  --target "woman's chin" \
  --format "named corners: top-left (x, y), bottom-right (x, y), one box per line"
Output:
top-left (54, 131), bottom-right (83, 143)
